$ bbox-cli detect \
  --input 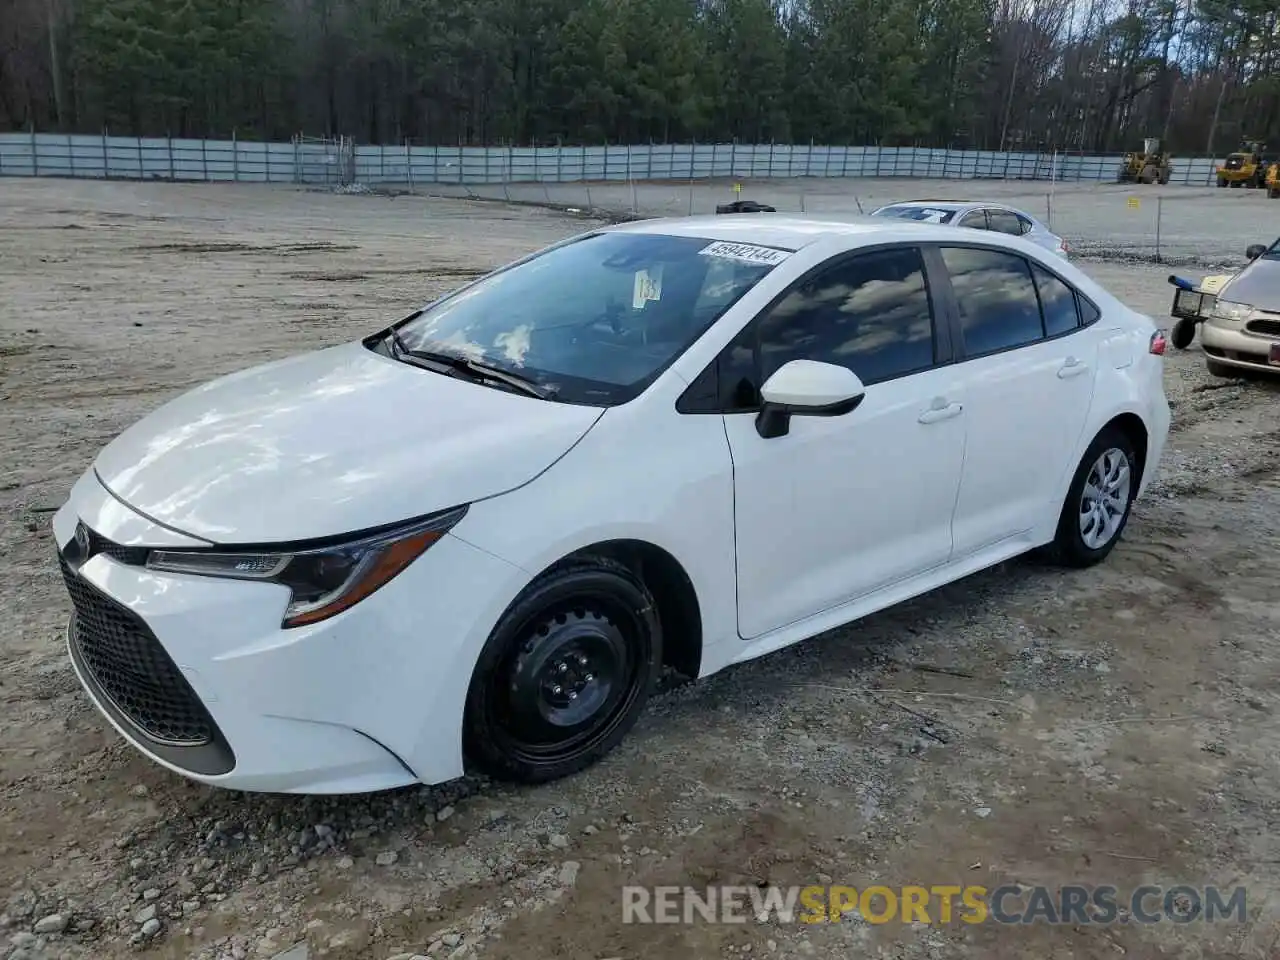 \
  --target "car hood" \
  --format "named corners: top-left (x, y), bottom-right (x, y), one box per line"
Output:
top-left (92, 342), bottom-right (604, 544)
top-left (1221, 259), bottom-right (1280, 312)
